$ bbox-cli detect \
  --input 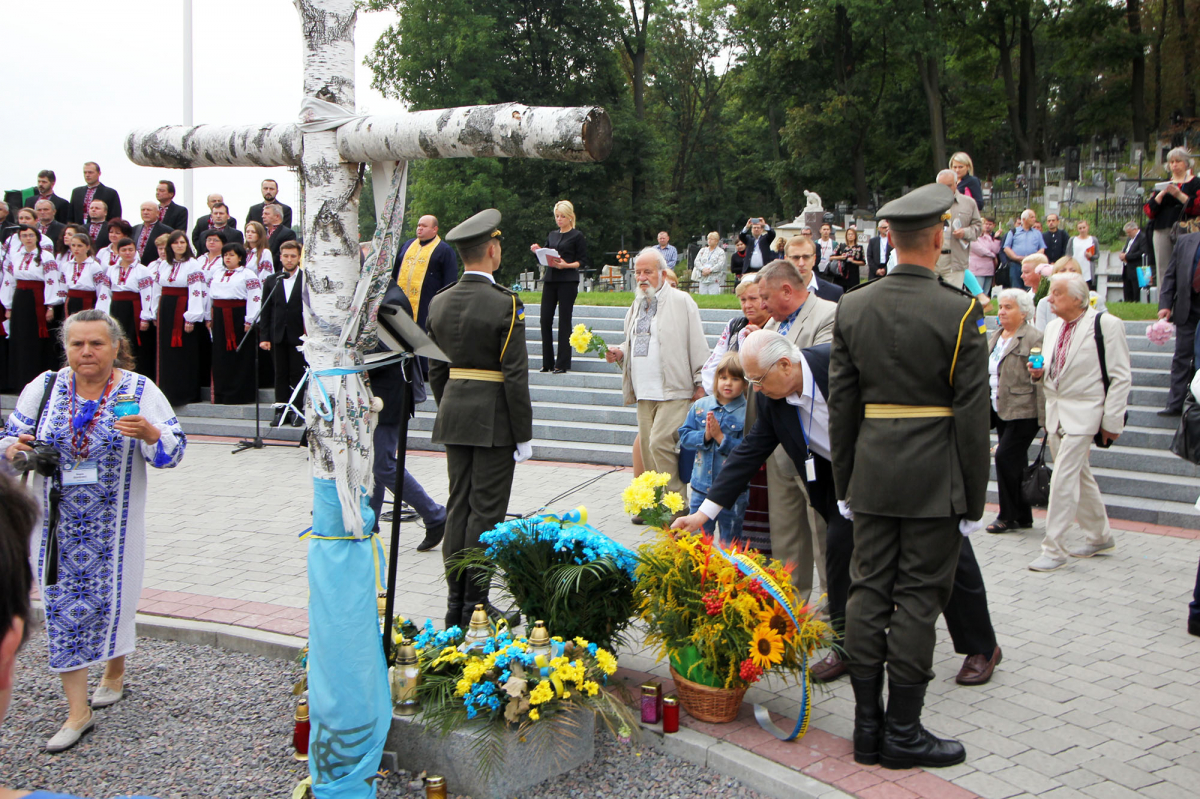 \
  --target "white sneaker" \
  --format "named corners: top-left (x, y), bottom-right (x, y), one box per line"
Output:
top-left (1068, 539), bottom-right (1115, 558)
top-left (91, 679), bottom-right (124, 708)
top-left (45, 713), bottom-right (95, 753)
top-left (1028, 555), bottom-right (1068, 572)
